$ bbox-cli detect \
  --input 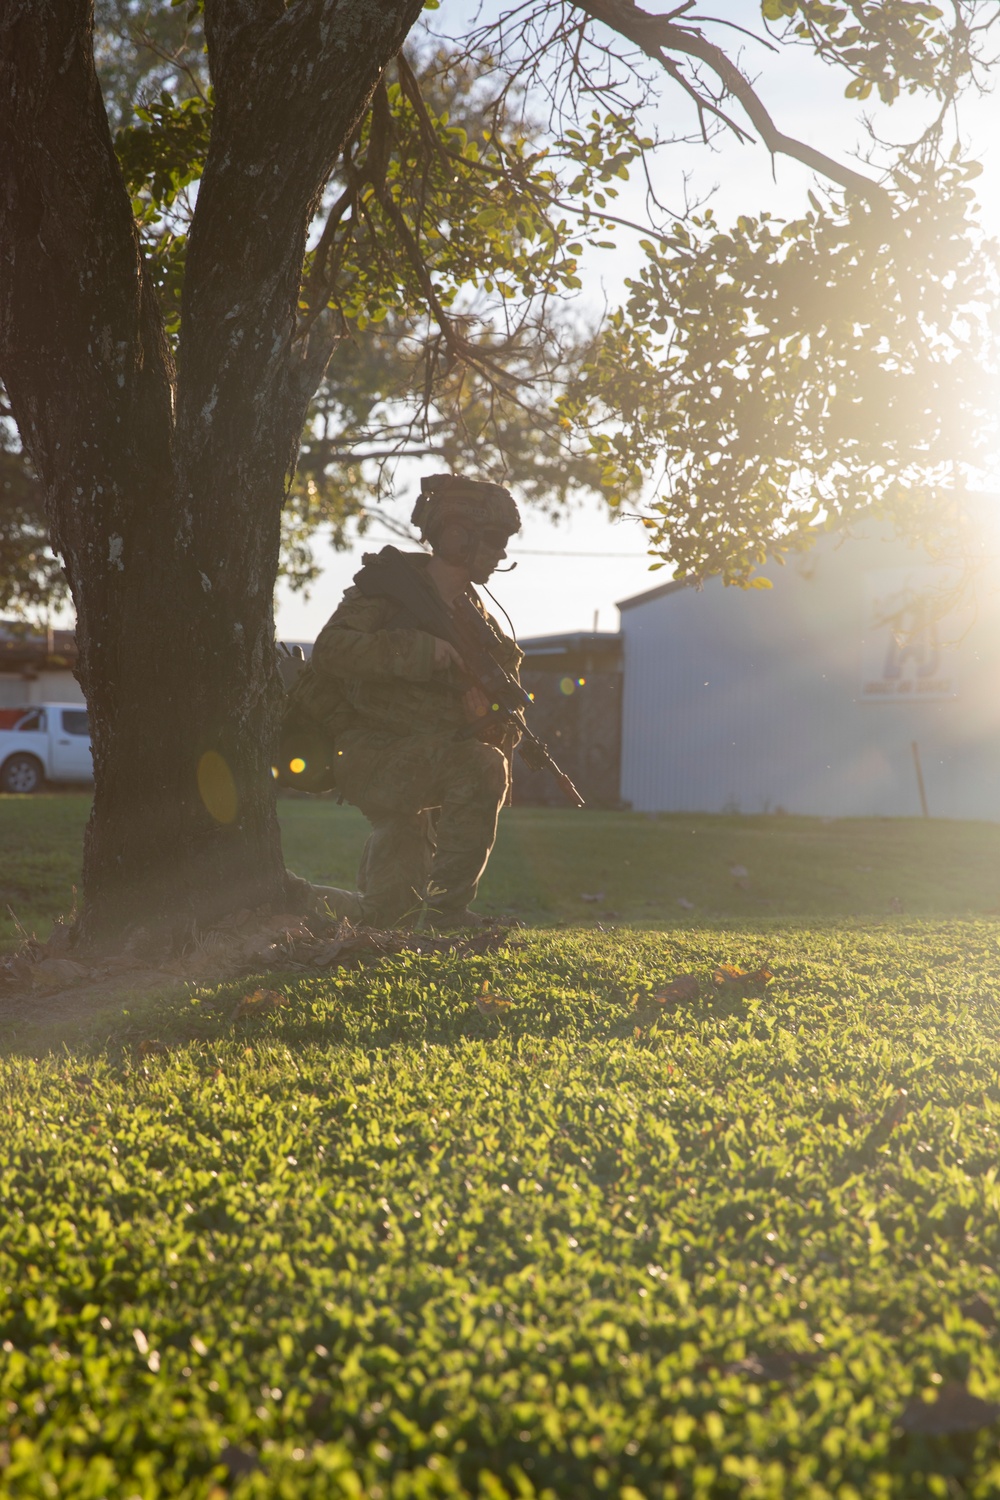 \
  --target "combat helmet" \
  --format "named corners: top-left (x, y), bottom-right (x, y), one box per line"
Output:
top-left (411, 473), bottom-right (521, 546)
